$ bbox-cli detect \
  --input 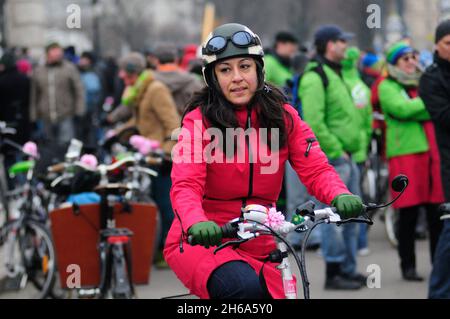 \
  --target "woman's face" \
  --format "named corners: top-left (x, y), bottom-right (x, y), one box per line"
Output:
top-left (118, 69), bottom-right (139, 86)
top-left (396, 53), bottom-right (418, 74)
top-left (214, 57), bottom-right (258, 107)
